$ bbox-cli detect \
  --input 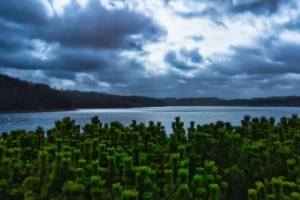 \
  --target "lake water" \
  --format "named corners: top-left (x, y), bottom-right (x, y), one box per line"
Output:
top-left (1, 106), bottom-right (300, 135)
